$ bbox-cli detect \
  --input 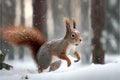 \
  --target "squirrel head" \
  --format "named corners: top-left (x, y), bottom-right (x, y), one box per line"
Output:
top-left (64, 18), bottom-right (82, 46)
